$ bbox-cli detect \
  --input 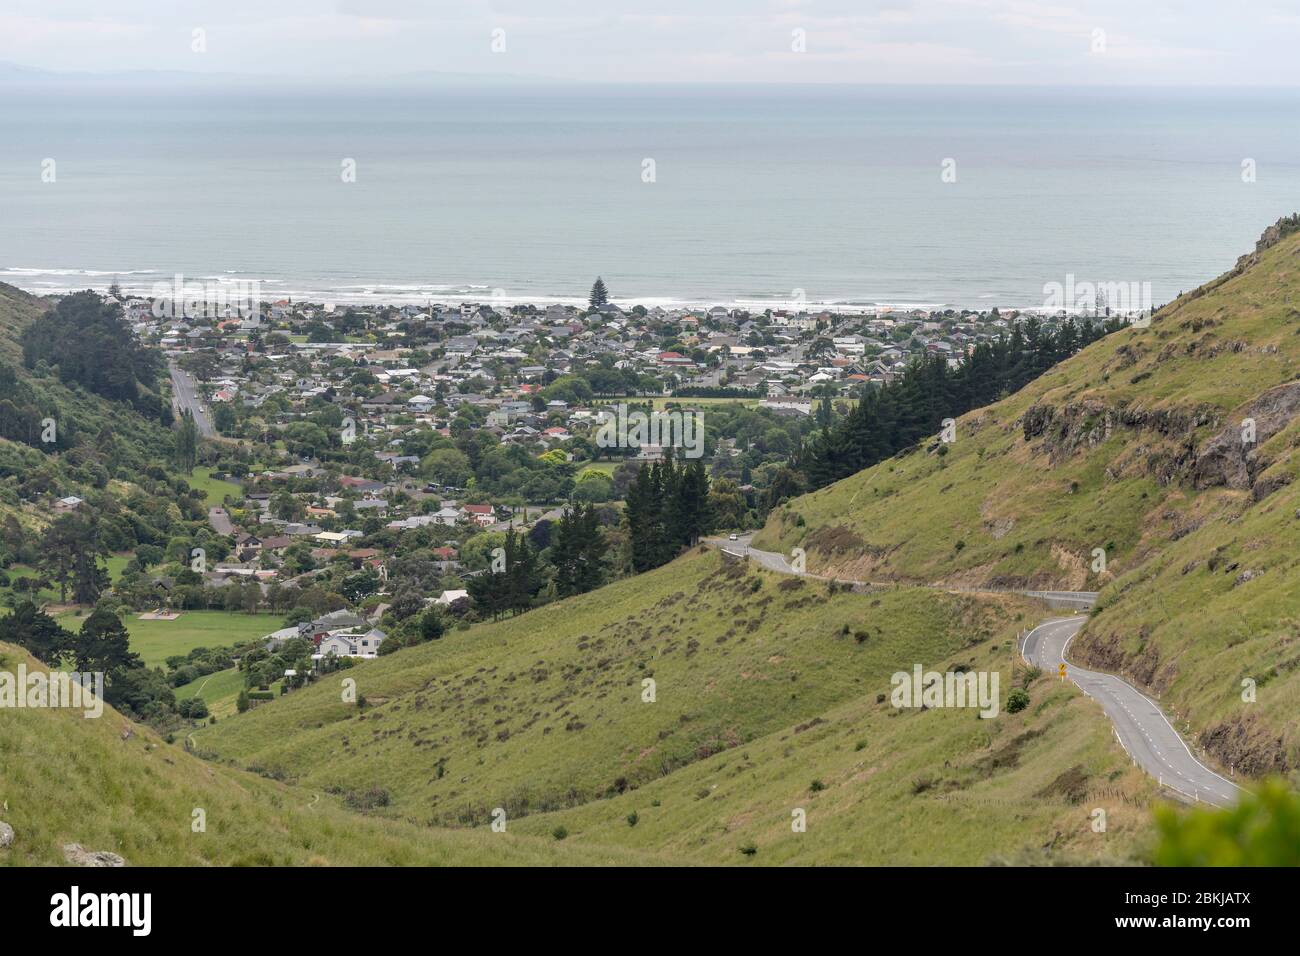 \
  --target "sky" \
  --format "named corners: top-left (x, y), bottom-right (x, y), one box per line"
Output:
top-left (0, 0), bottom-right (1296, 86)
